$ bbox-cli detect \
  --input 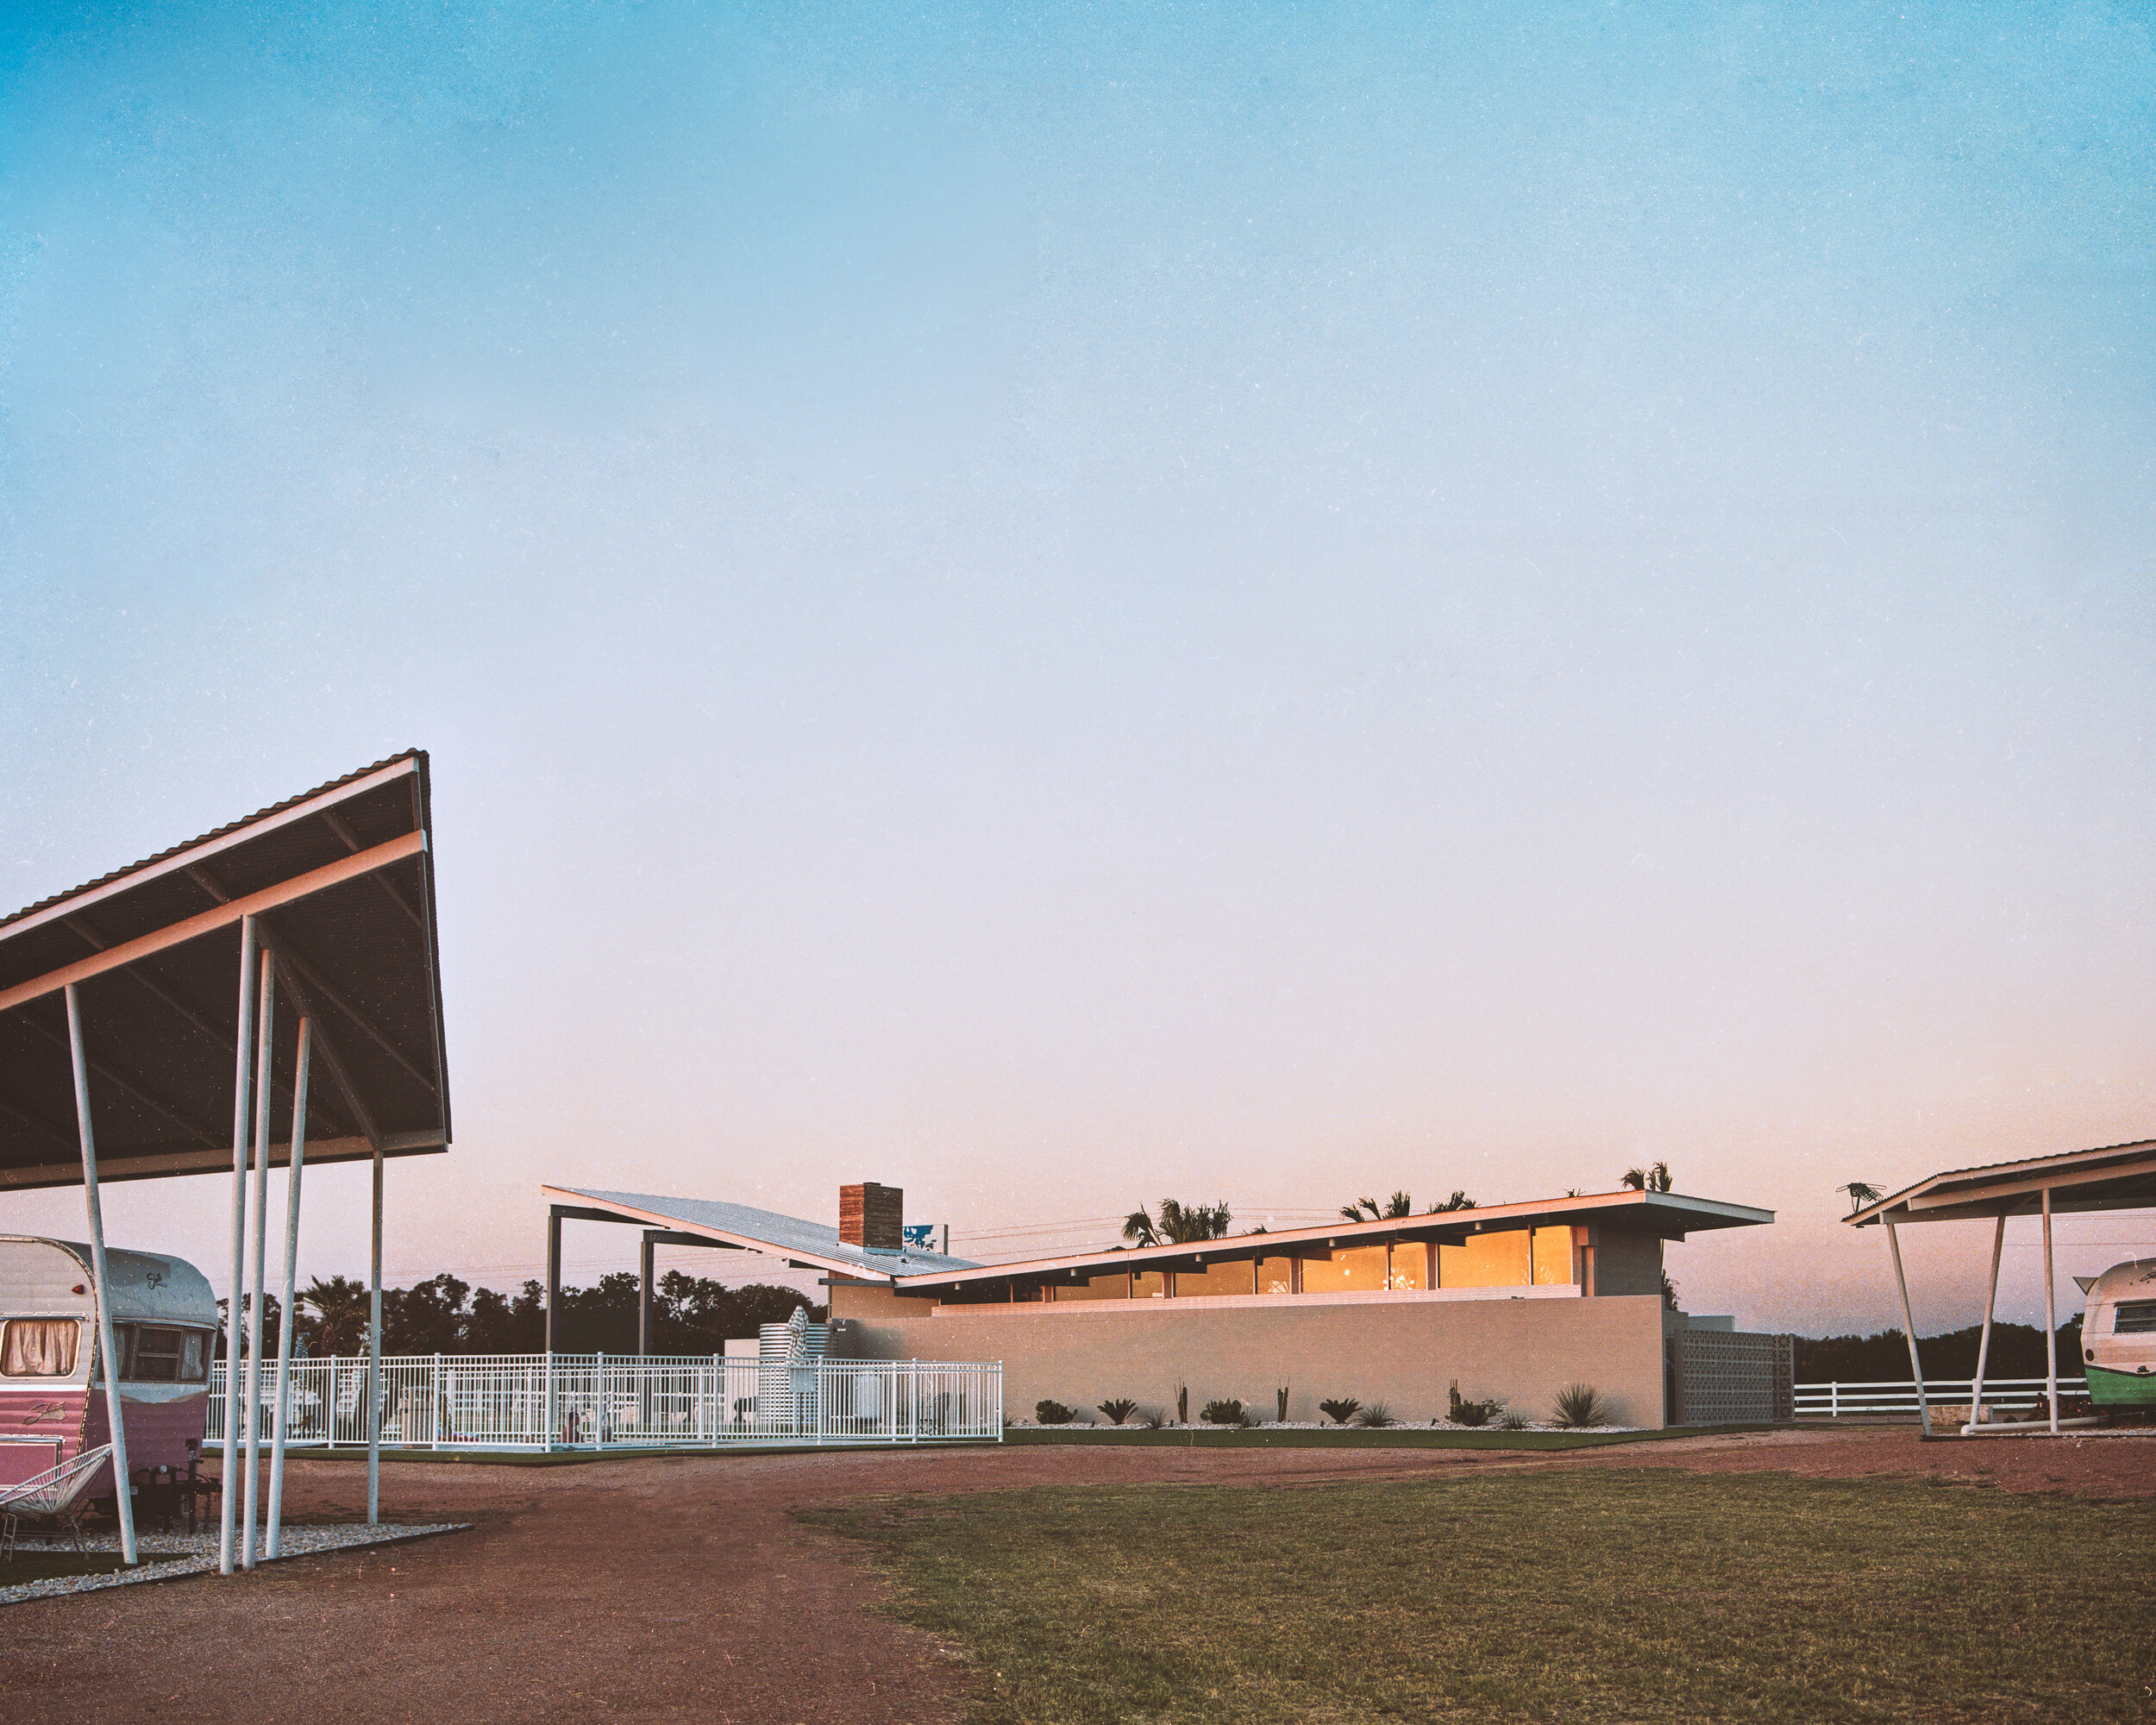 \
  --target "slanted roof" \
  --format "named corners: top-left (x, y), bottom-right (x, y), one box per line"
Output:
top-left (0, 753), bottom-right (449, 1189)
top-left (893, 1188), bottom-right (1773, 1292)
top-left (543, 1186), bottom-right (982, 1283)
top-left (1846, 1139), bottom-right (2156, 1227)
